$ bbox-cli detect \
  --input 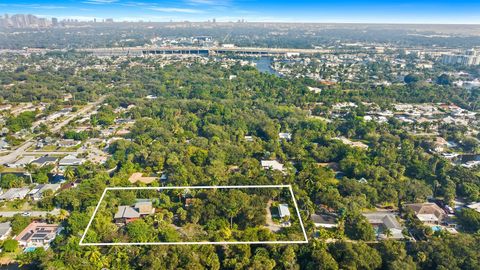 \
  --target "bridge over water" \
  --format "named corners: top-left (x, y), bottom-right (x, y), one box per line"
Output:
top-left (77, 46), bottom-right (331, 57)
